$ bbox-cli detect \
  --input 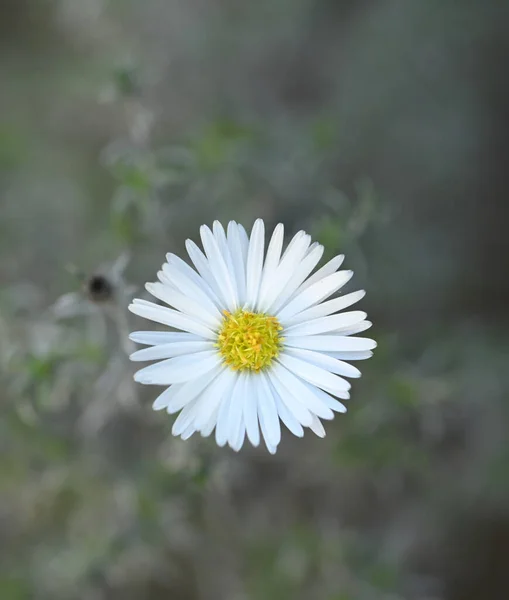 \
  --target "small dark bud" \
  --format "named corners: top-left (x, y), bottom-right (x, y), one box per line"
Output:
top-left (85, 274), bottom-right (114, 303)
